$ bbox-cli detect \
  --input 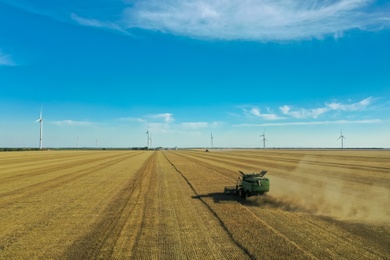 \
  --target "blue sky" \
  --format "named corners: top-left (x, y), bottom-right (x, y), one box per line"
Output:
top-left (1, 0), bottom-right (389, 148)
